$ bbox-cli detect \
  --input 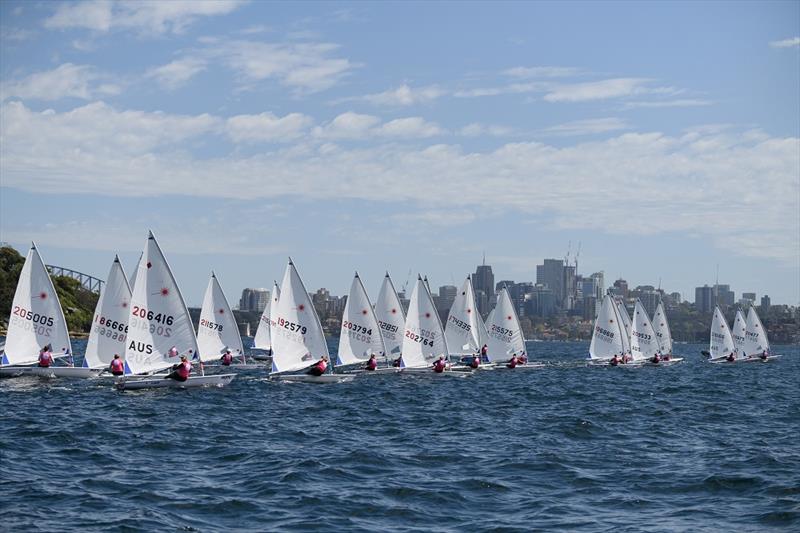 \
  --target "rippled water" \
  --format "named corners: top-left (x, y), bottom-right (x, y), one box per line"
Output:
top-left (1, 339), bottom-right (798, 532)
